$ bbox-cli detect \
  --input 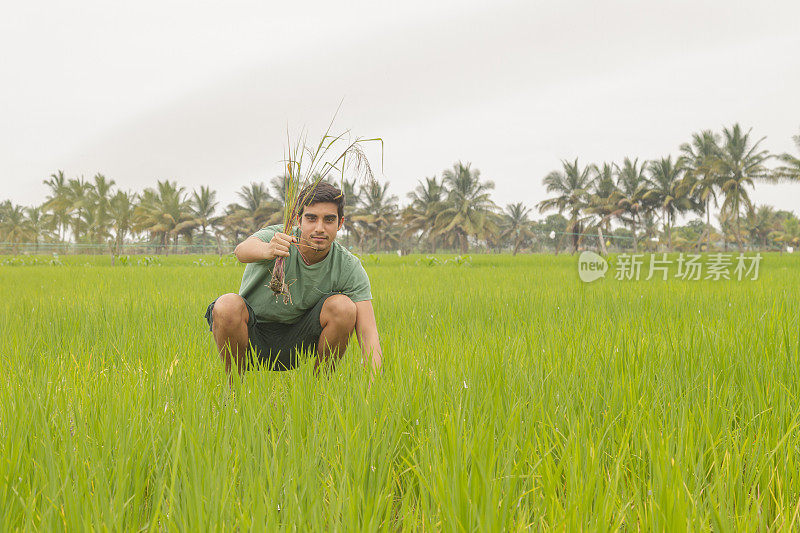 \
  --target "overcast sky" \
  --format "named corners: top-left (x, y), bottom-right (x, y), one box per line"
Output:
top-left (2, 0), bottom-right (799, 216)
